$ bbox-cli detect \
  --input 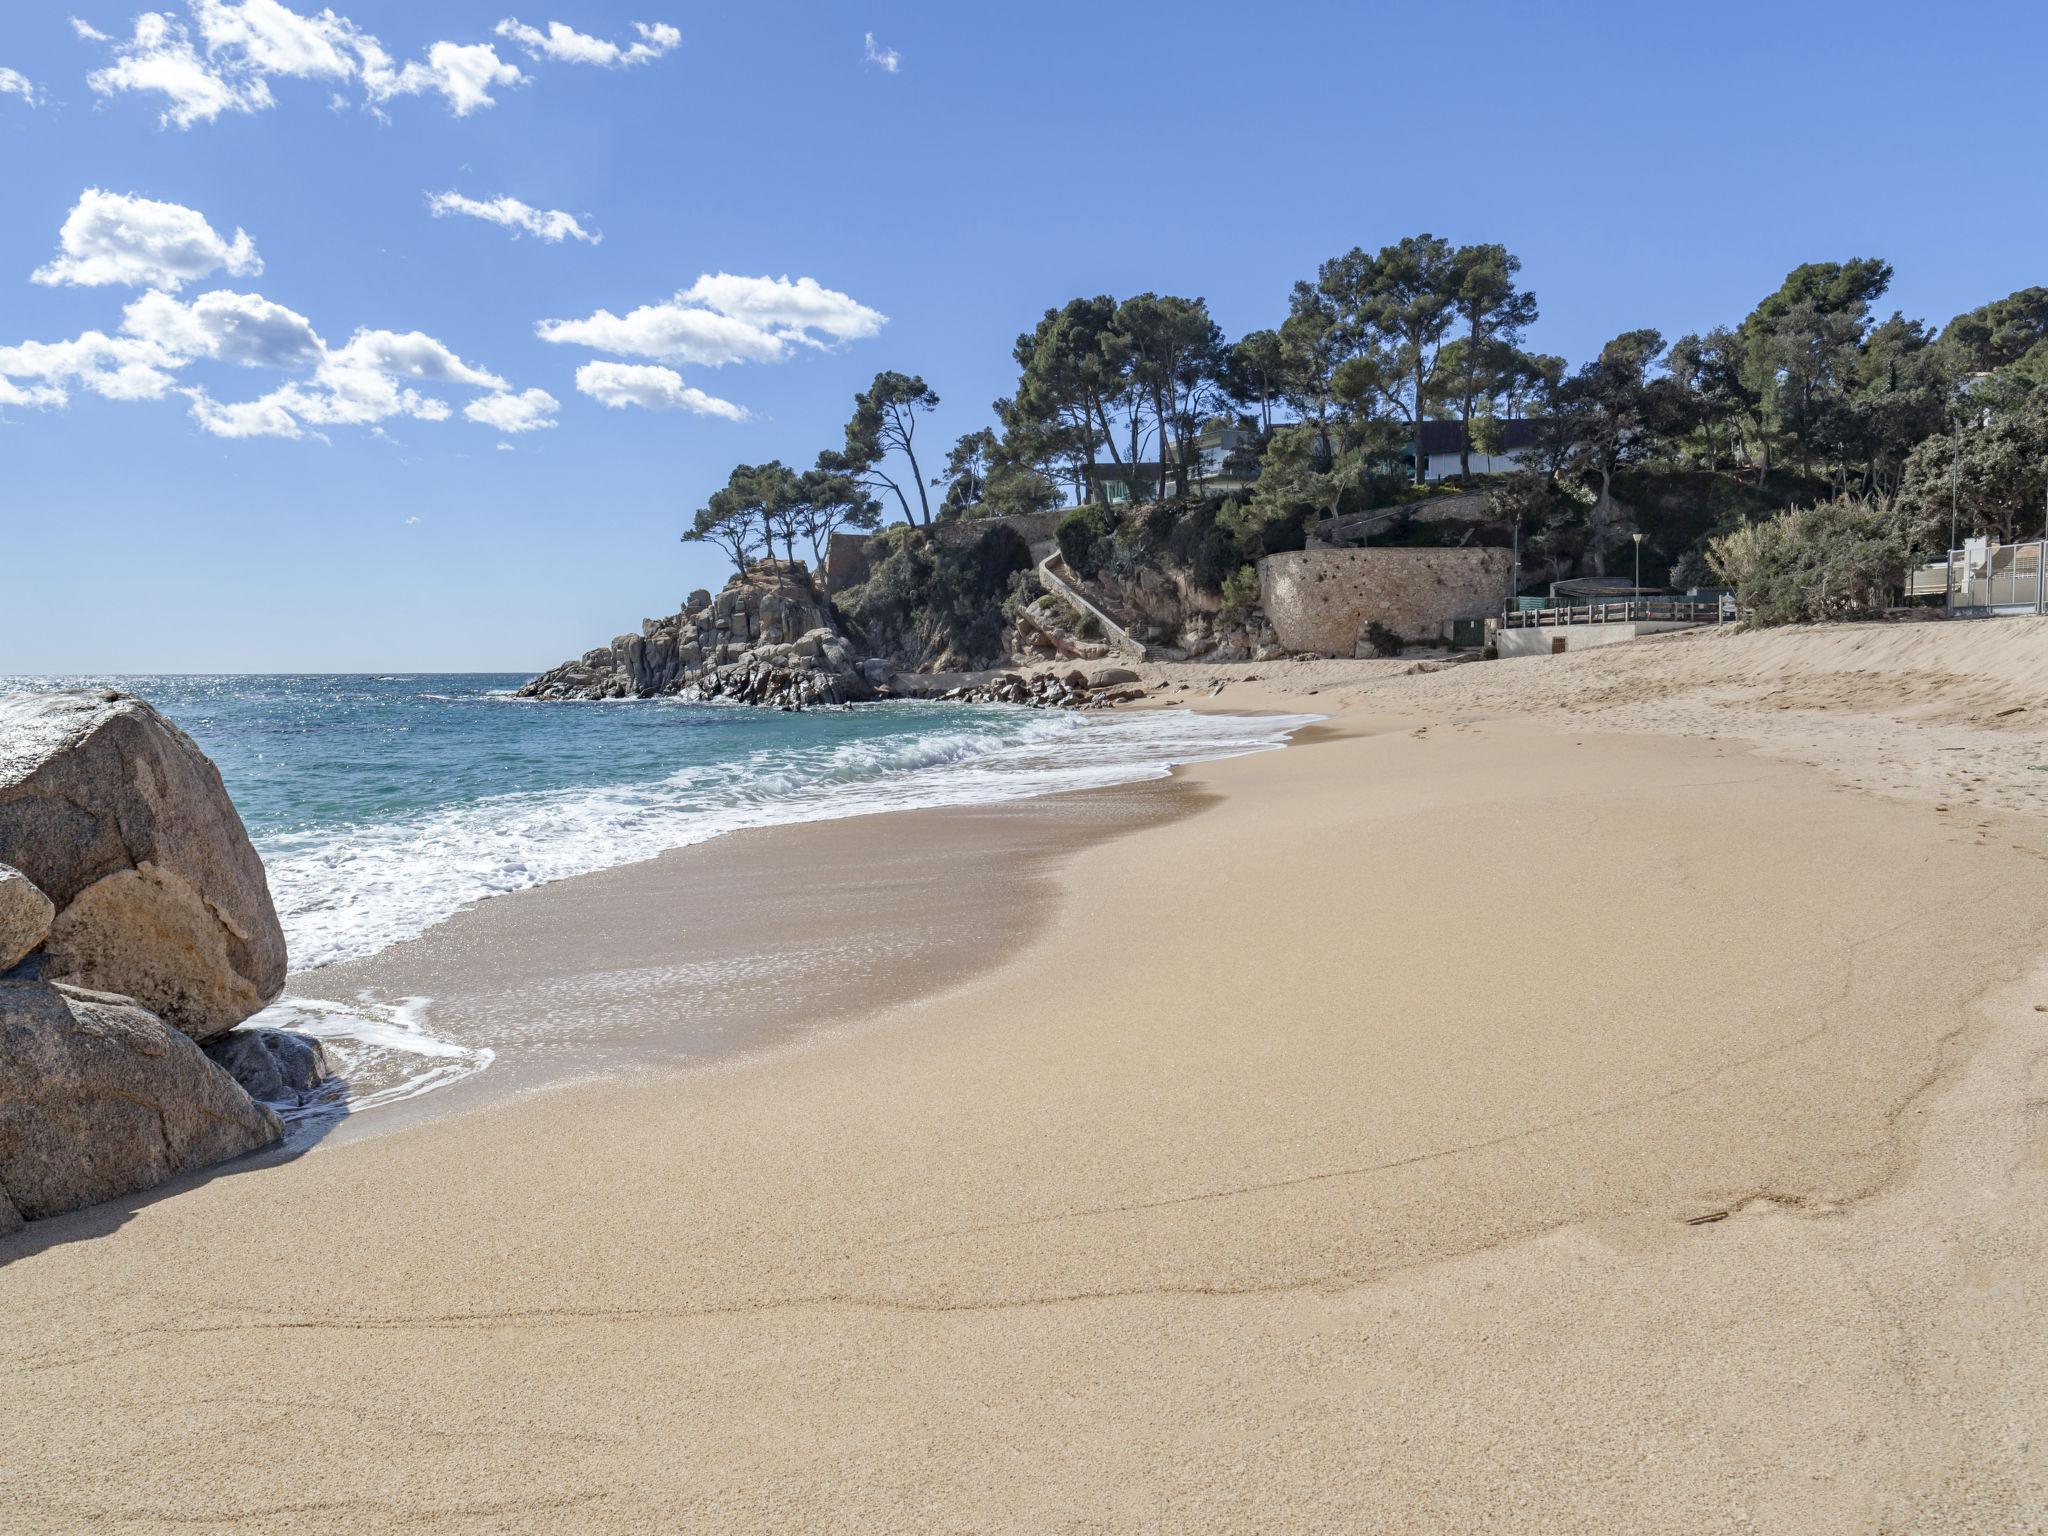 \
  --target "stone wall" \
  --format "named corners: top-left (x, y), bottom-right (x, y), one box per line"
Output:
top-left (930, 510), bottom-right (1065, 553)
top-left (825, 530), bottom-right (872, 592)
top-left (826, 512), bottom-right (1064, 595)
top-left (1259, 547), bottom-right (1512, 653)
